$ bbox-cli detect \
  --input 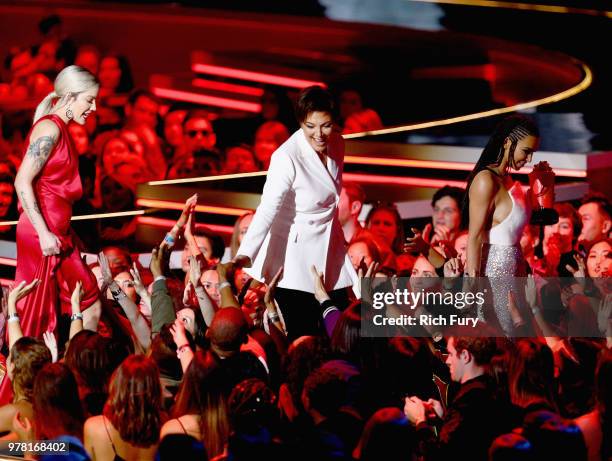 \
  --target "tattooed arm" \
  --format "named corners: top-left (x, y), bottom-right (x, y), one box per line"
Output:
top-left (14, 120), bottom-right (62, 256)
